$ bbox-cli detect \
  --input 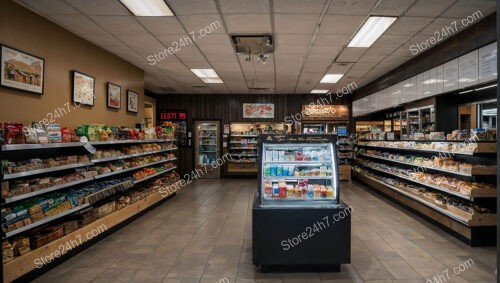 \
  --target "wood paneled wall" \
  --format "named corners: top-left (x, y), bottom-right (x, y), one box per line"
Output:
top-left (155, 93), bottom-right (352, 176)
